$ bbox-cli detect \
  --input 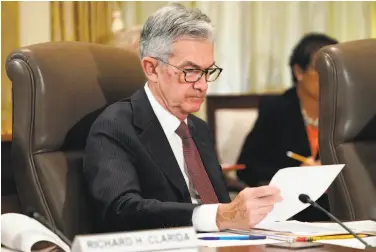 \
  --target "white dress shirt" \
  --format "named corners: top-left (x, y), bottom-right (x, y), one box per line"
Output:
top-left (144, 83), bottom-right (220, 232)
